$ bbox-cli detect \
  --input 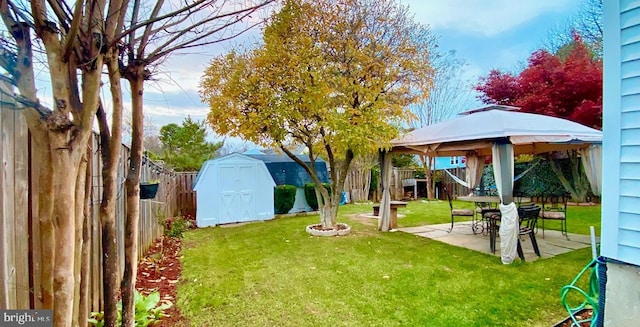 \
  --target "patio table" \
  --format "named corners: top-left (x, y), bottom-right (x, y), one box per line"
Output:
top-left (458, 195), bottom-right (531, 204)
top-left (457, 196), bottom-right (502, 234)
top-left (458, 196), bottom-right (531, 251)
